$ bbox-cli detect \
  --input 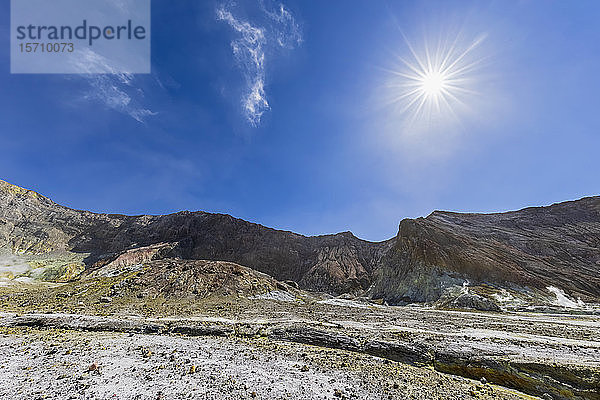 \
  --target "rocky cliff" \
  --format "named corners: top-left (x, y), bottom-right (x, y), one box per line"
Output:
top-left (1, 179), bottom-right (599, 305)
top-left (369, 197), bottom-right (600, 303)
top-left (0, 180), bottom-right (385, 294)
